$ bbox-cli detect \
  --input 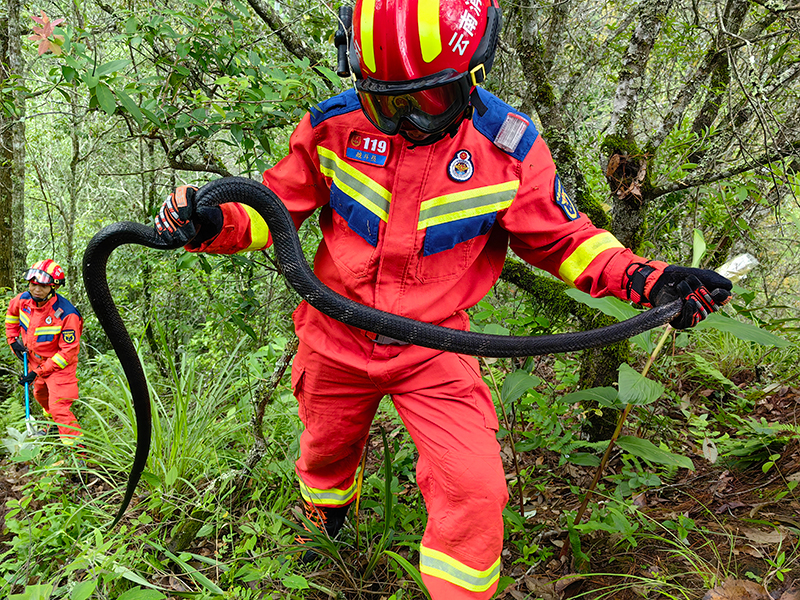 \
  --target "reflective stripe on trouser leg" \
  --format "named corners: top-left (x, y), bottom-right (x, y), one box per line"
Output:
top-left (385, 350), bottom-right (508, 599)
top-left (35, 375), bottom-right (81, 445)
top-left (420, 545), bottom-right (501, 594)
top-left (292, 339), bottom-right (383, 508)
